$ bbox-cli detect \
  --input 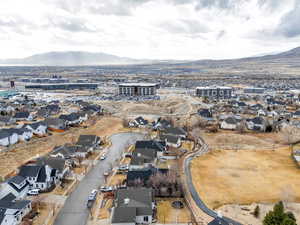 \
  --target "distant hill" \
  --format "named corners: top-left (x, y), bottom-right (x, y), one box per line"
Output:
top-left (0, 51), bottom-right (148, 66)
top-left (0, 46), bottom-right (299, 66)
top-left (180, 46), bottom-right (300, 67)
